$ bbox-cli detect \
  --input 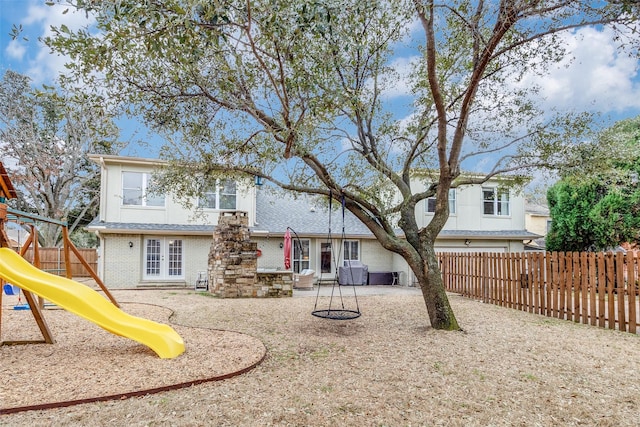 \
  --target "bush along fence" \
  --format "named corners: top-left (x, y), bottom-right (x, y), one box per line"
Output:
top-left (439, 251), bottom-right (639, 334)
